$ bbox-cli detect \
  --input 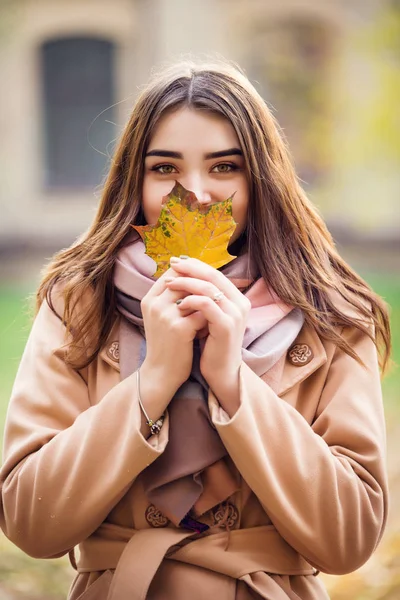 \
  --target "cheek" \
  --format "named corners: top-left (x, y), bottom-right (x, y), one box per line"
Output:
top-left (141, 179), bottom-right (169, 224)
top-left (232, 186), bottom-right (249, 232)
